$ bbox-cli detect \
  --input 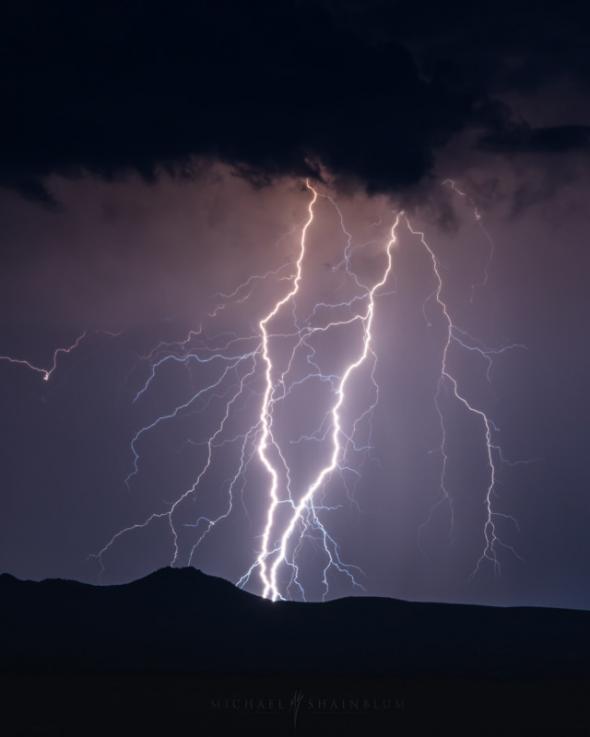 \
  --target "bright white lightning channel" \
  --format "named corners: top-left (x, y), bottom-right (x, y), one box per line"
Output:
top-left (250, 186), bottom-right (402, 601)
